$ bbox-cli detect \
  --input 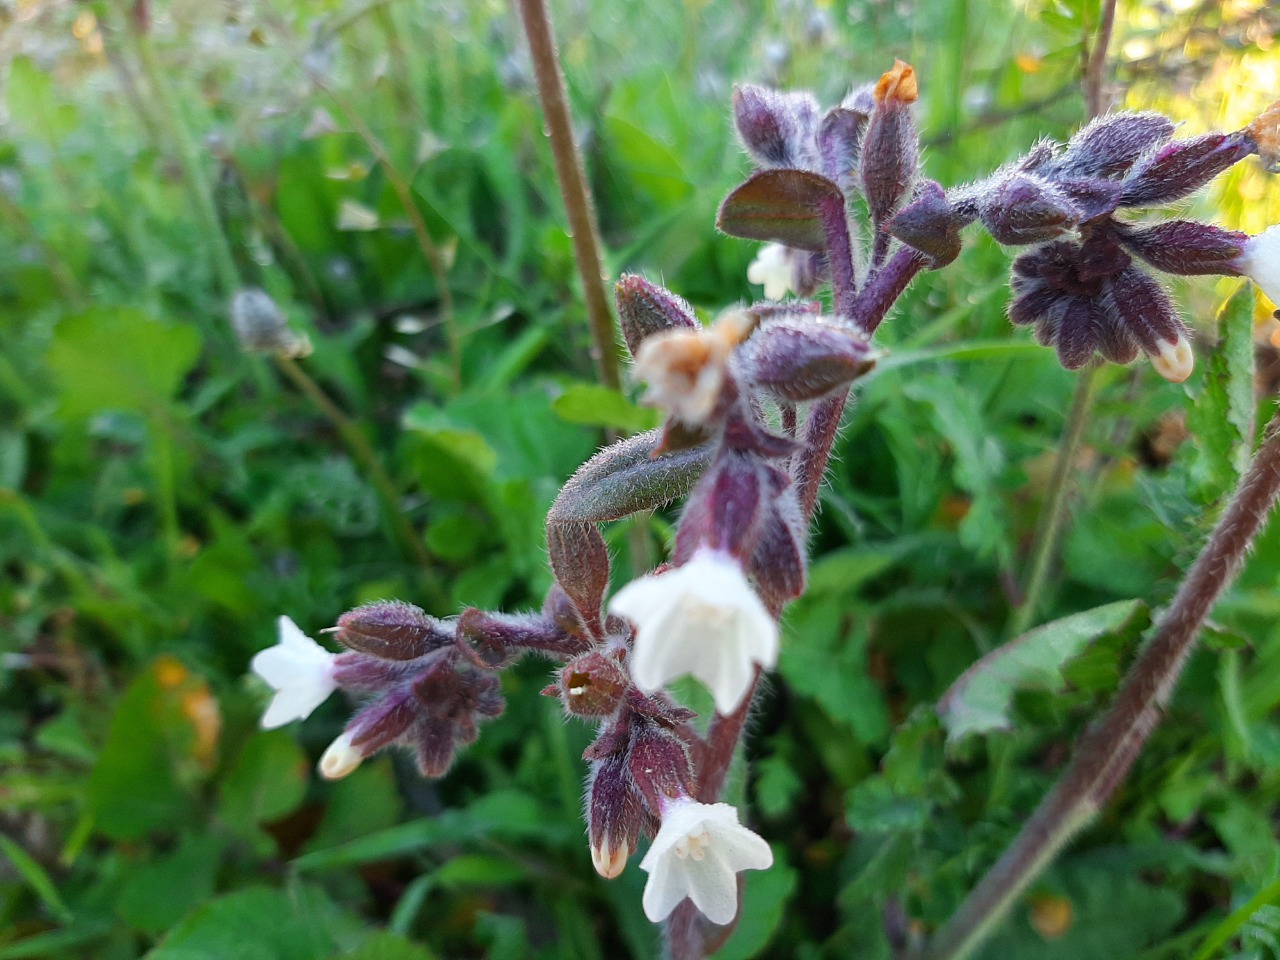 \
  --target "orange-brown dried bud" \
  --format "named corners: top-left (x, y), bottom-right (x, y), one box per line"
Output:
top-left (874, 60), bottom-right (918, 105)
top-left (1247, 99), bottom-right (1280, 174)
